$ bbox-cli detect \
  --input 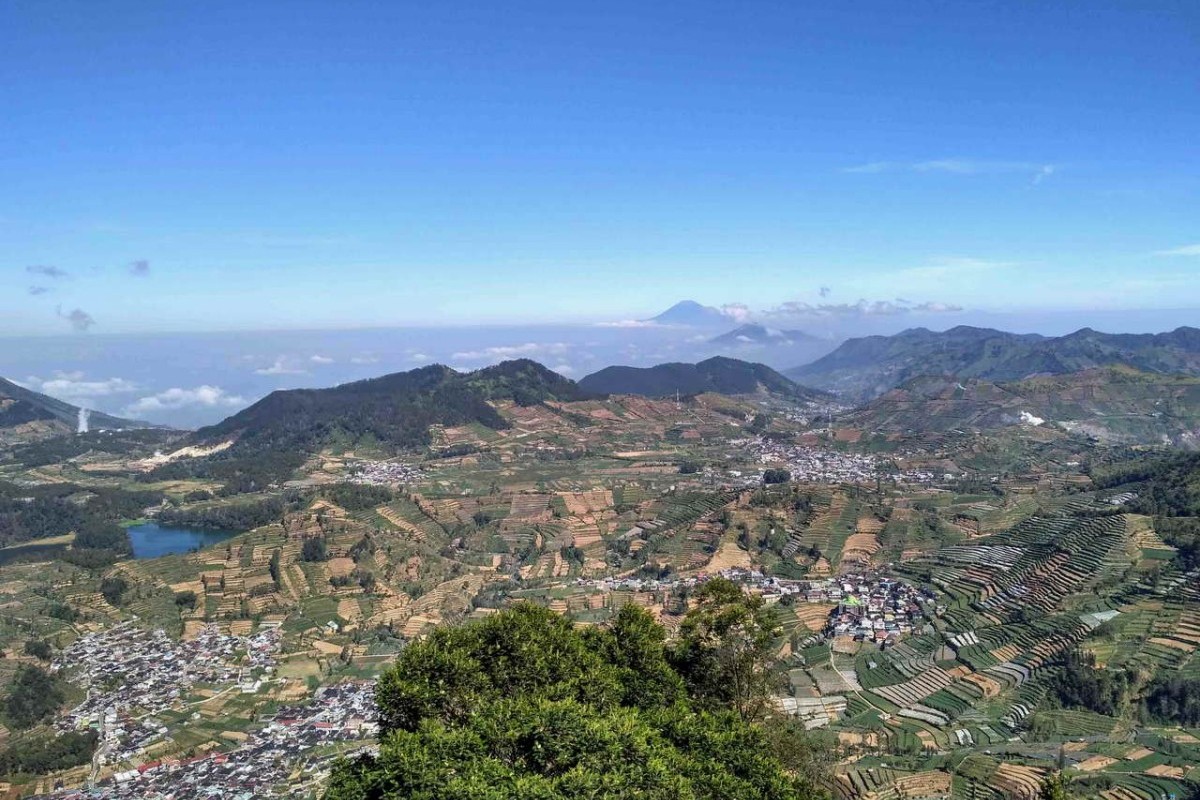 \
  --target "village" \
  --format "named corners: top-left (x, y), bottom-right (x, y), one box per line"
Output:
top-left (575, 566), bottom-right (937, 646)
top-left (36, 682), bottom-right (377, 799)
top-left (733, 437), bottom-right (937, 486)
top-left (346, 459), bottom-right (422, 486)
top-left (53, 623), bottom-right (281, 767)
